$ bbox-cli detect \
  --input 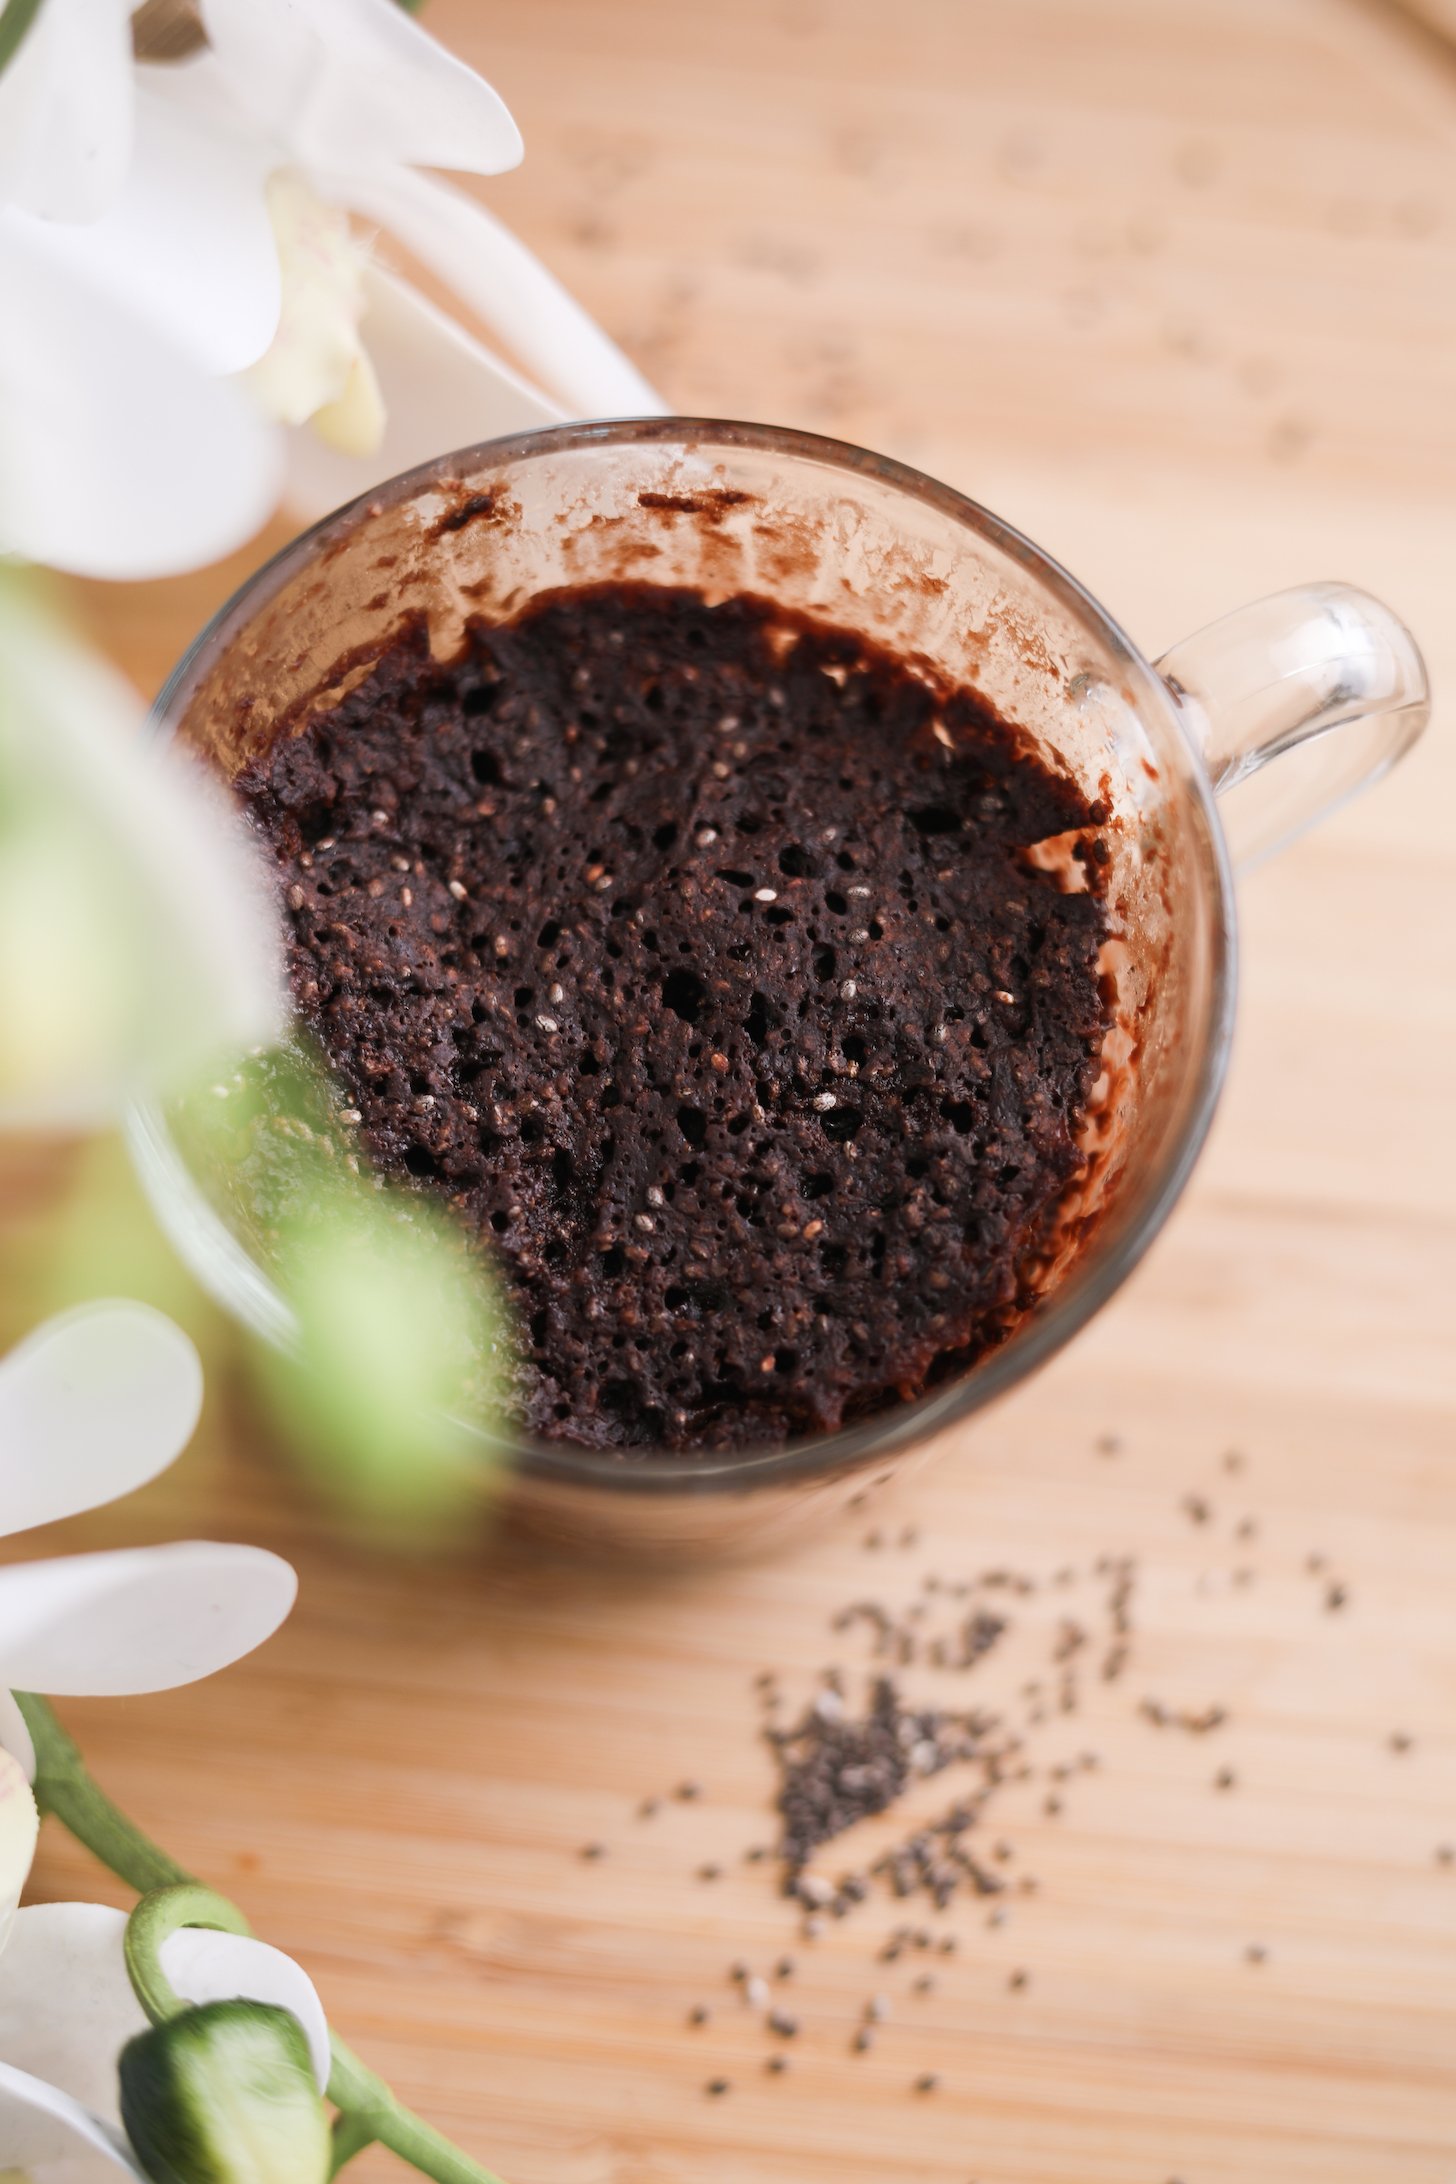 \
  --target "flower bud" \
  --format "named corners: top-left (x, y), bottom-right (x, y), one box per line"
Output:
top-left (118, 2000), bottom-right (330, 2184)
